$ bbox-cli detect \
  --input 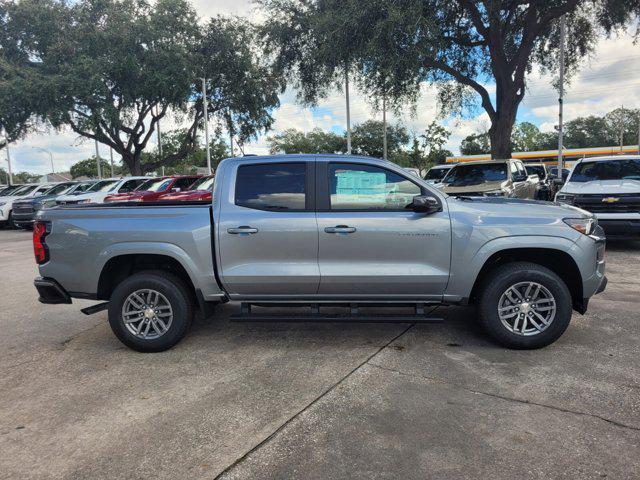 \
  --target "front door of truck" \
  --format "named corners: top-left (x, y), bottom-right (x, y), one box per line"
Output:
top-left (217, 160), bottom-right (319, 296)
top-left (315, 161), bottom-right (451, 299)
